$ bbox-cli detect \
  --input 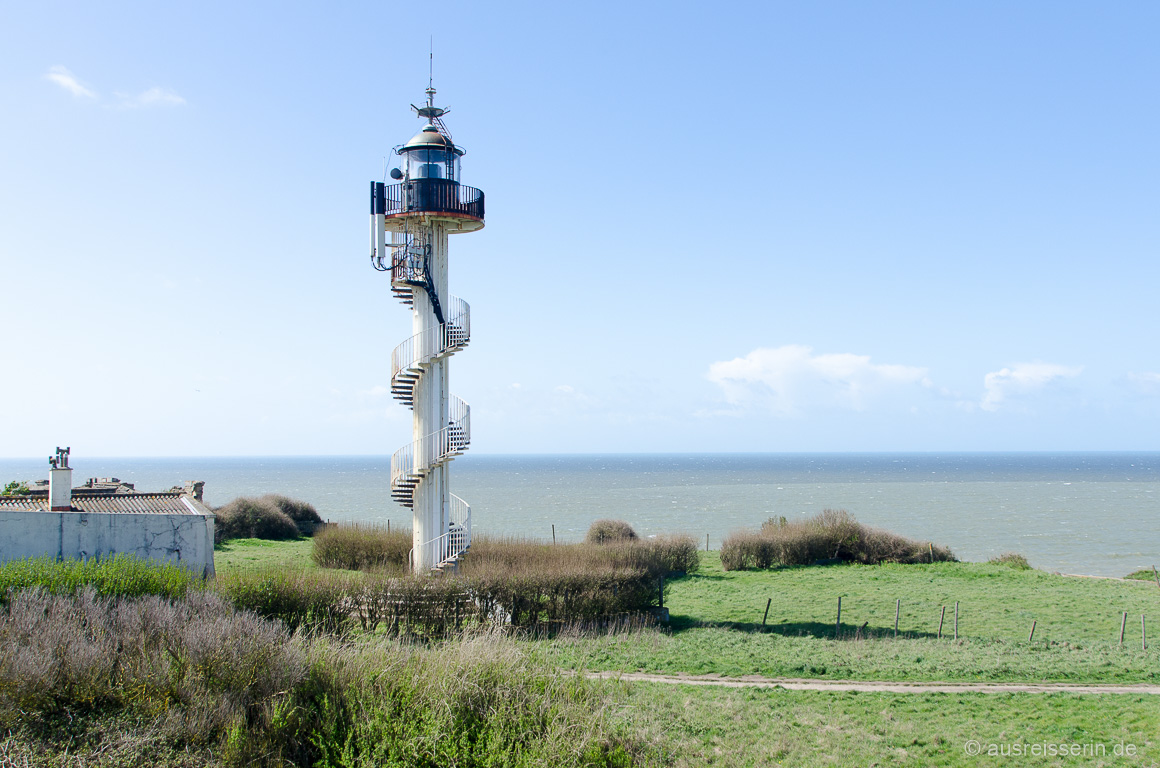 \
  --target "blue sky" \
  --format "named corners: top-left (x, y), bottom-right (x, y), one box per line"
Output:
top-left (2, 1), bottom-right (1158, 457)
